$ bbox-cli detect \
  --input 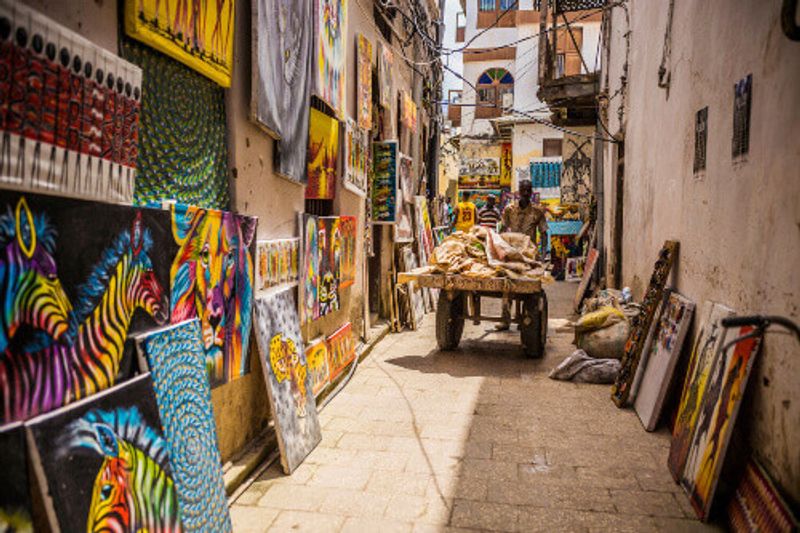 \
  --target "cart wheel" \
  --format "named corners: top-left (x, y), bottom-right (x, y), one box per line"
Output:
top-left (521, 292), bottom-right (548, 358)
top-left (436, 291), bottom-right (465, 351)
